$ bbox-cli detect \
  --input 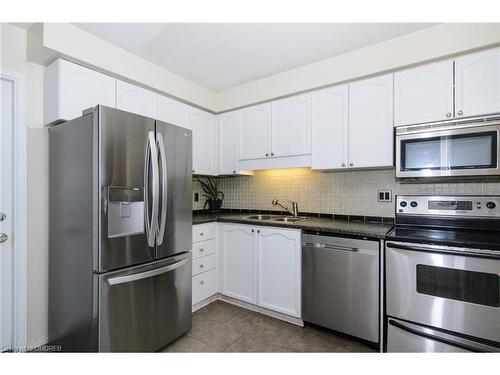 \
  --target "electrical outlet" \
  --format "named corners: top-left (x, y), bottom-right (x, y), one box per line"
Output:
top-left (194, 192), bottom-right (199, 202)
top-left (378, 190), bottom-right (392, 202)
